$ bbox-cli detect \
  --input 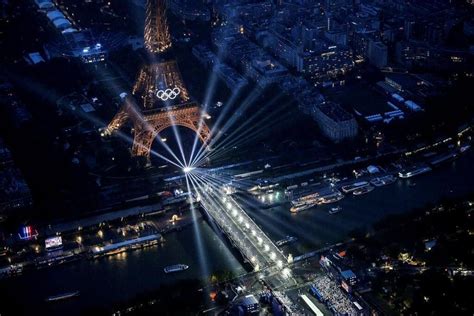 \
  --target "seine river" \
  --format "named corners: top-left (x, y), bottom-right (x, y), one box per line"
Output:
top-left (1, 150), bottom-right (473, 315)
